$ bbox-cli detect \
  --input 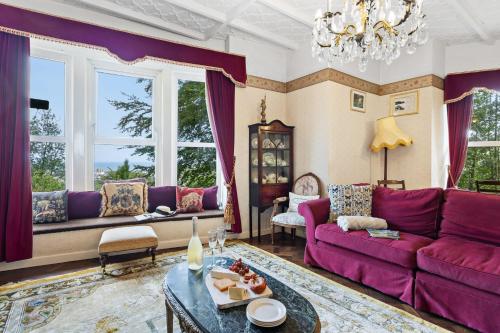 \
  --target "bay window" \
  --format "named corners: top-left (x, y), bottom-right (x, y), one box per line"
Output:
top-left (29, 41), bottom-right (220, 195)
